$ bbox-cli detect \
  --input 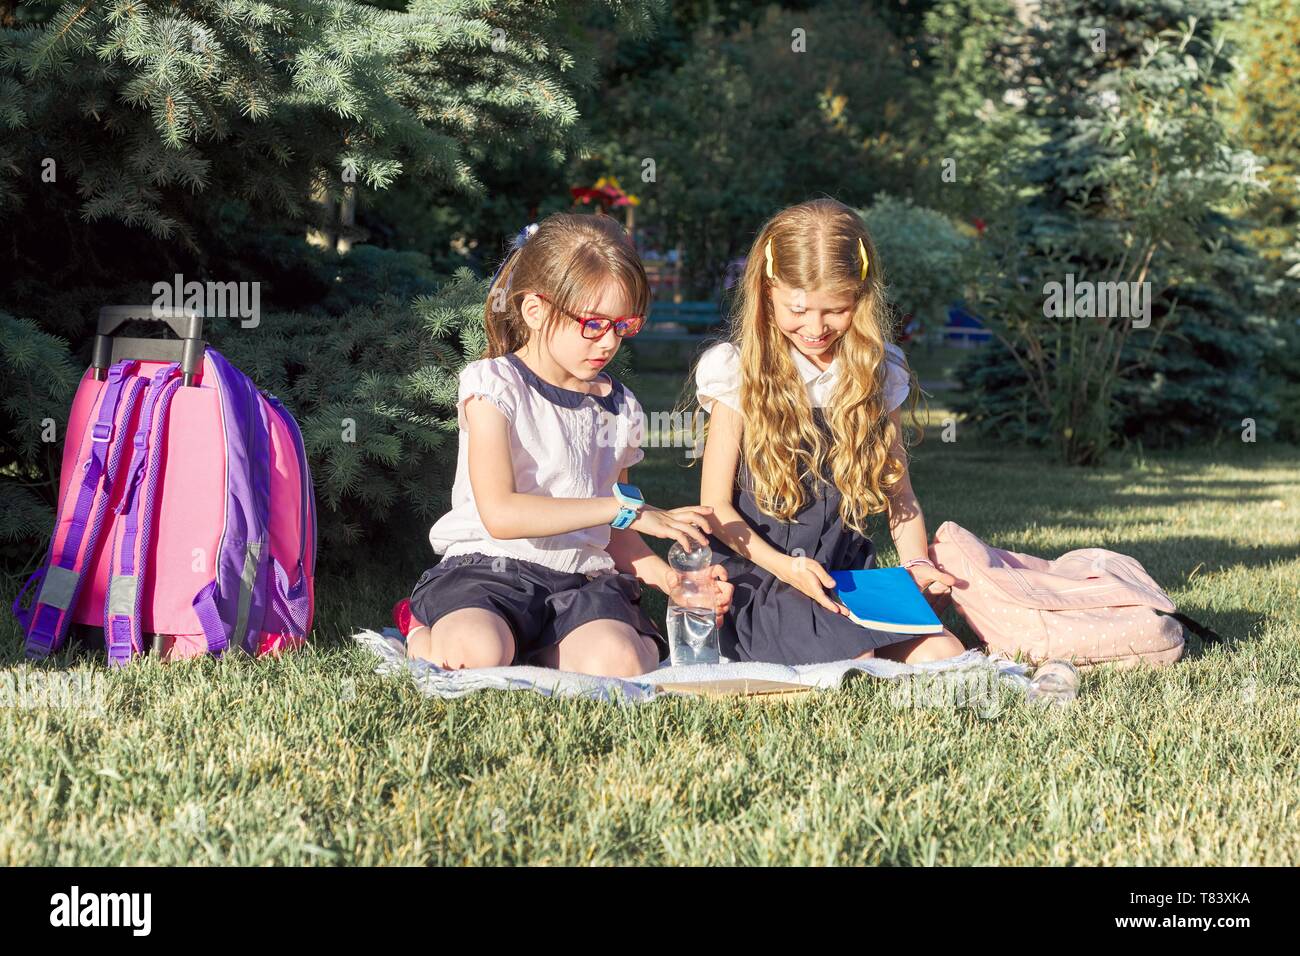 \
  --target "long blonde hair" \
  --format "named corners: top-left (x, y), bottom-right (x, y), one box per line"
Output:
top-left (482, 213), bottom-right (649, 358)
top-left (713, 199), bottom-right (920, 533)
